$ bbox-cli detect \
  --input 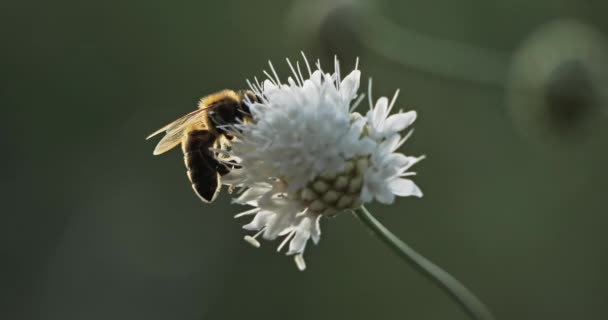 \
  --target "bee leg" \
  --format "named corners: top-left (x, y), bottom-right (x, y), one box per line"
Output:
top-left (228, 185), bottom-right (239, 194)
top-left (214, 136), bottom-right (235, 176)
